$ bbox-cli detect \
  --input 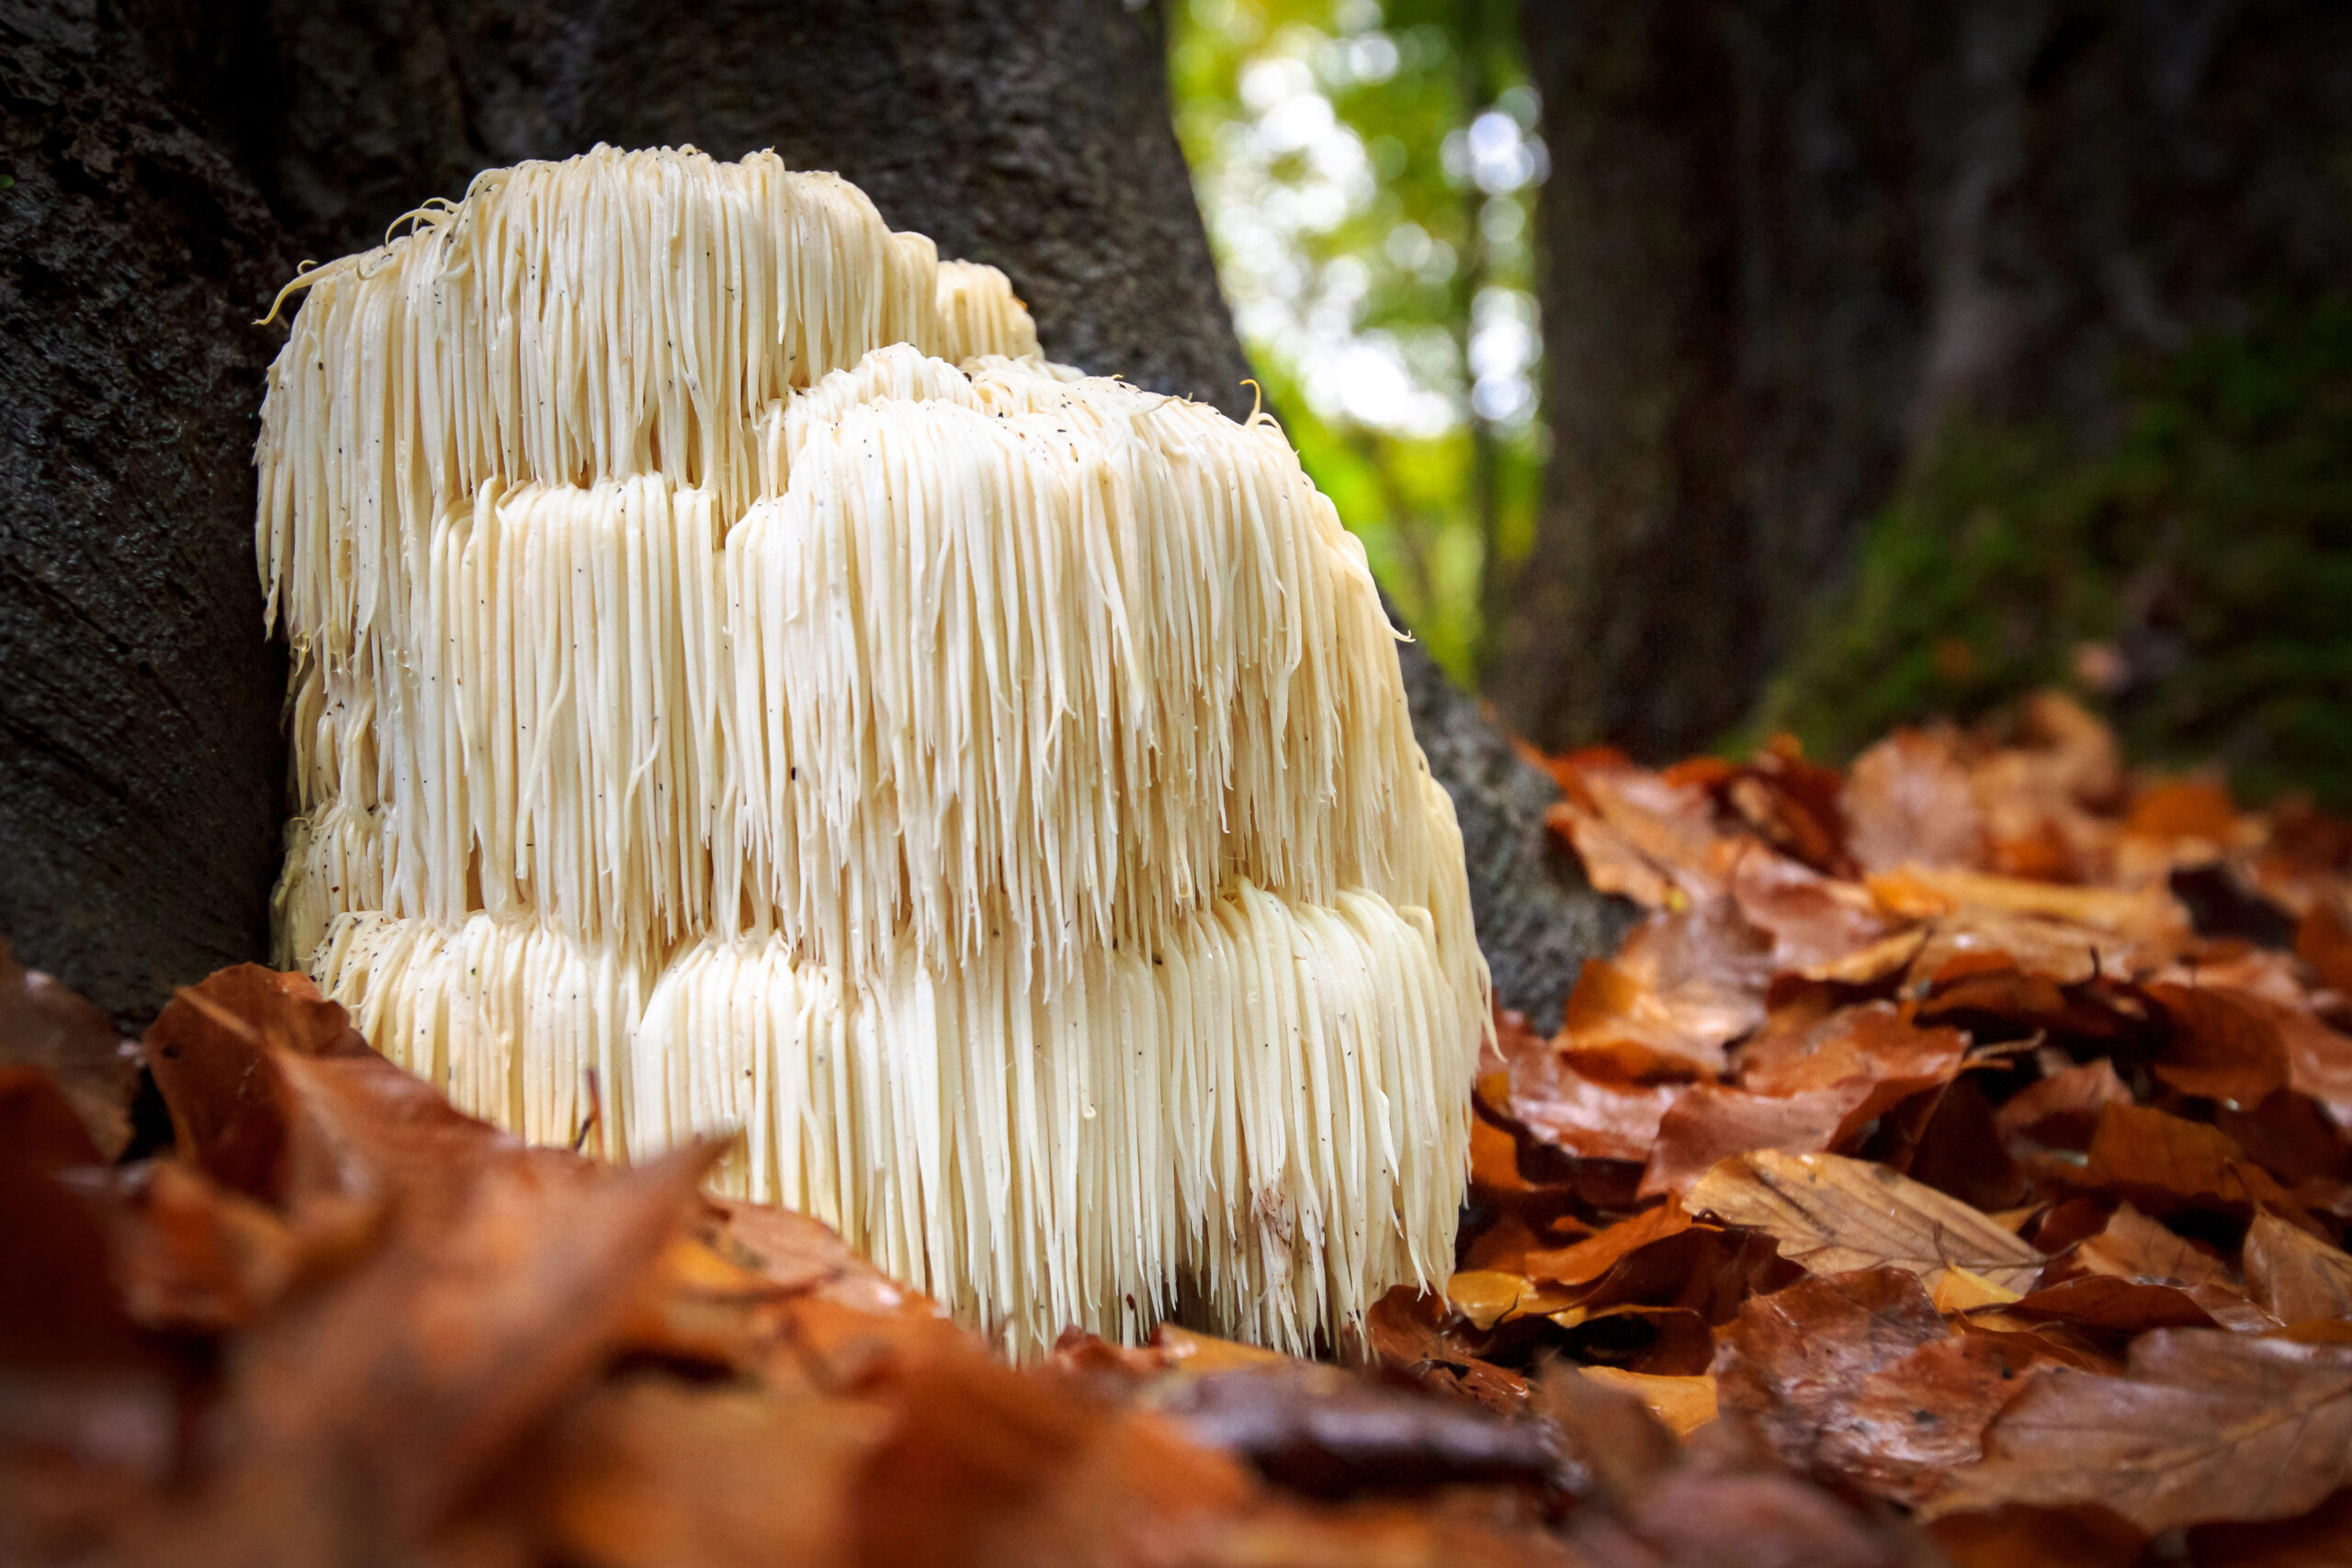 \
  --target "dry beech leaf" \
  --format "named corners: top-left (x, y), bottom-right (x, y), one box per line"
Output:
top-left (1843, 728), bottom-right (1990, 874)
top-left (1575, 1366), bottom-right (1717, 1437)
top-left (1639, 1084), bottom-right (1862, 1199)
top-left (2188, 1485), bottom-right (2352, 1568)
top-left (0, 942), bottom-right (140, 1159)
top-left (2079, 1102), bottom-right (2301, 1219)
top-left (2244, 1212), bottom-right (2352, 1325)
top-left (1928, 1330), bottom-right (2352, 1534)
top-left (1522, 1201), bottom-right (1692, 1288)
top-left (1689, 1149), bottom-right (2043, 1293)
top-left (2070, 1201), bottom-right (2234, 1288)
top-left (2149, 984), bottom-right (2293, 1104)
top-left (1996, 1060), bottom-right (2135, 1150)
top-left (2298, 901), bottom-right (2352, 994)
top-left (1872, 865), bottom-right (2188, 942)
top-left (1505, 1044), bottom-right (1683, 1163)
